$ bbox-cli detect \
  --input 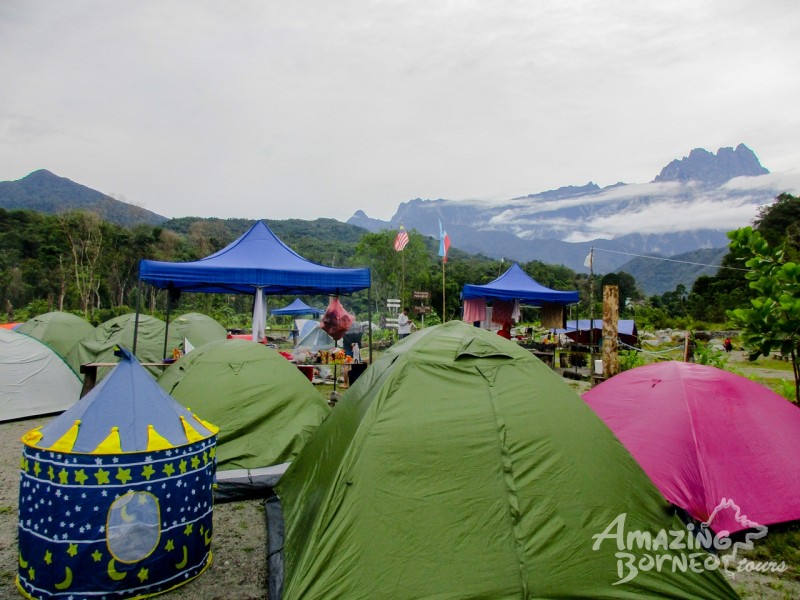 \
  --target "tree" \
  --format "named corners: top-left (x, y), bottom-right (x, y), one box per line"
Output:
top-left (58, 211), bottom-right (105, 317)
top-left (727, 226), bottom-right (800, 403)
